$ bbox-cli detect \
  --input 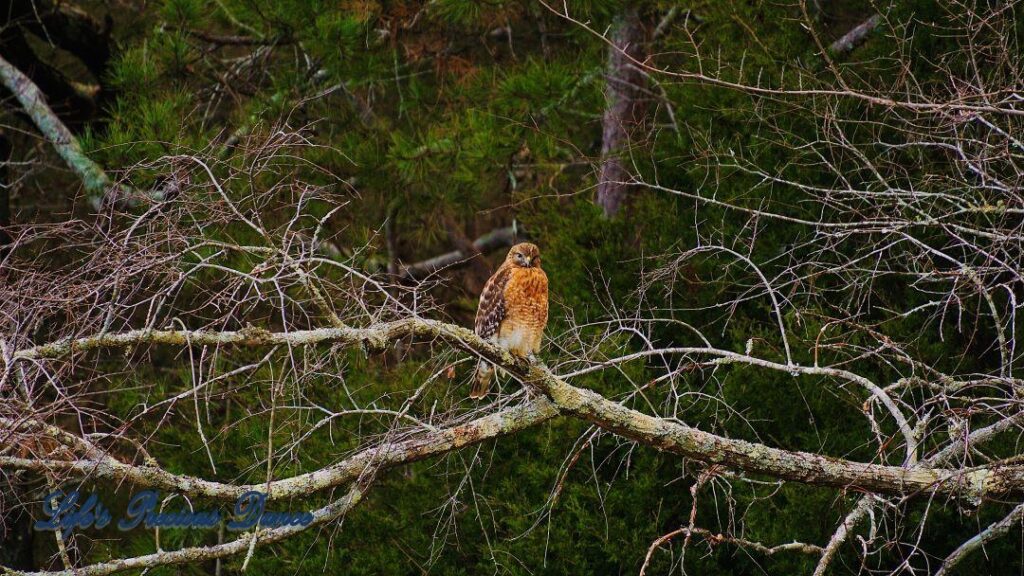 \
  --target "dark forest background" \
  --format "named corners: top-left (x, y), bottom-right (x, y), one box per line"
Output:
top-left (2, 1), bottom-right (1021, 574)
